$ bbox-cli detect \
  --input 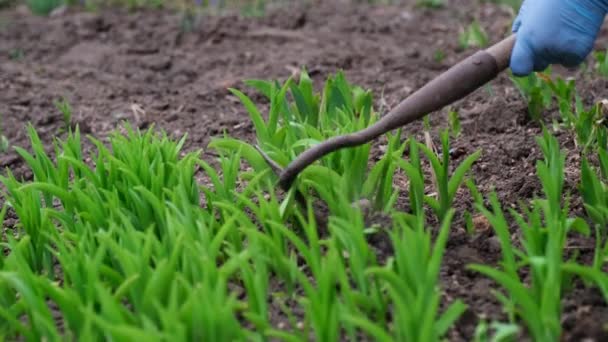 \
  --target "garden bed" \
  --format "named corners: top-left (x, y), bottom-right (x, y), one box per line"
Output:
top-left (1, 1), bottom-right (608, 340)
